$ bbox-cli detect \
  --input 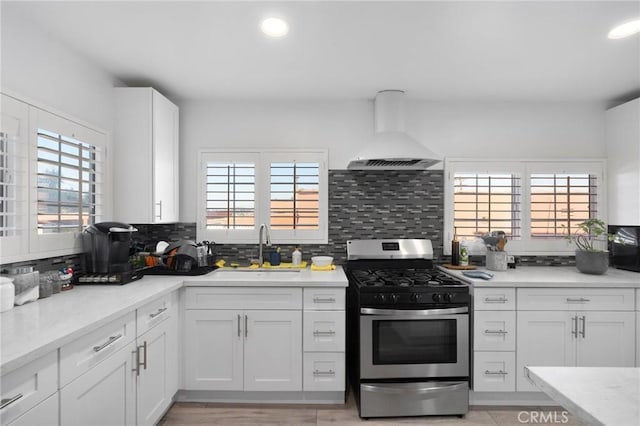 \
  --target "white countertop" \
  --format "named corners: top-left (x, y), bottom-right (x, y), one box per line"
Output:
top-left (0, 266), bottom-right (347, 375)
top-left (183, 265), bottom-right (348, 287)
top-left (439, 265), bottom-right (640, 288)
top-left (525, 366), bottom-right (640, 426)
